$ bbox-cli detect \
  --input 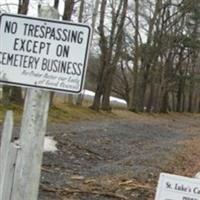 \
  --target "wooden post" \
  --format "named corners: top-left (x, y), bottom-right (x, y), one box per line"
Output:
top-left (0, 111), bottom-right (13, 180)
top-left (0, 111), bottom-right (17, 200)
top-left (10, 89), bottom-right (50, 200)
top-left (10, 7), bottom-right (59, 200)
top-left (0, 144), bottom-right (18, 200)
